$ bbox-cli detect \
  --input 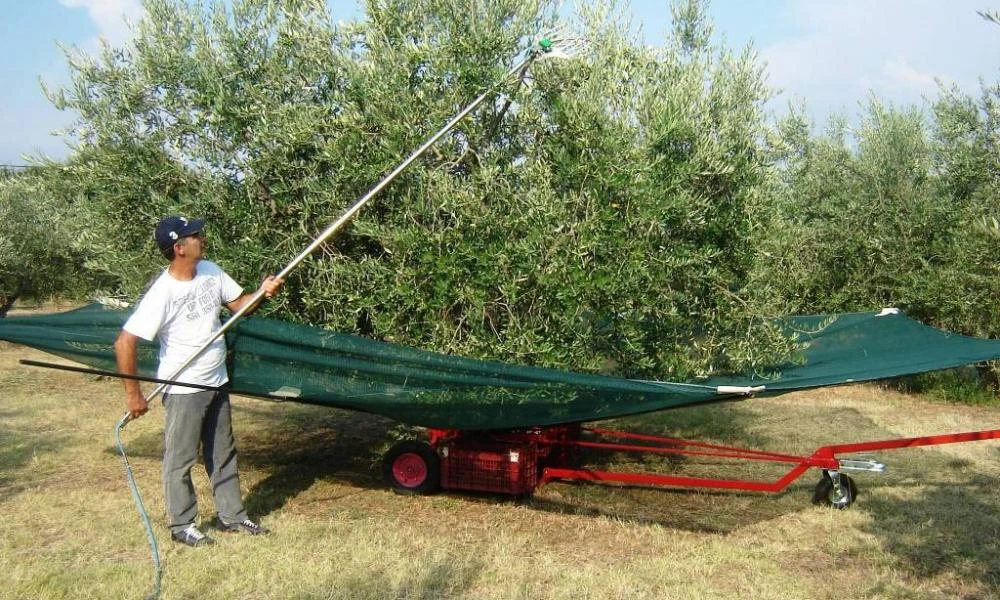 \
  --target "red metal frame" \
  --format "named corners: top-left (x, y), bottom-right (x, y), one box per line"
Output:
top-left (426, 425), bottom-right (1000, 496)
